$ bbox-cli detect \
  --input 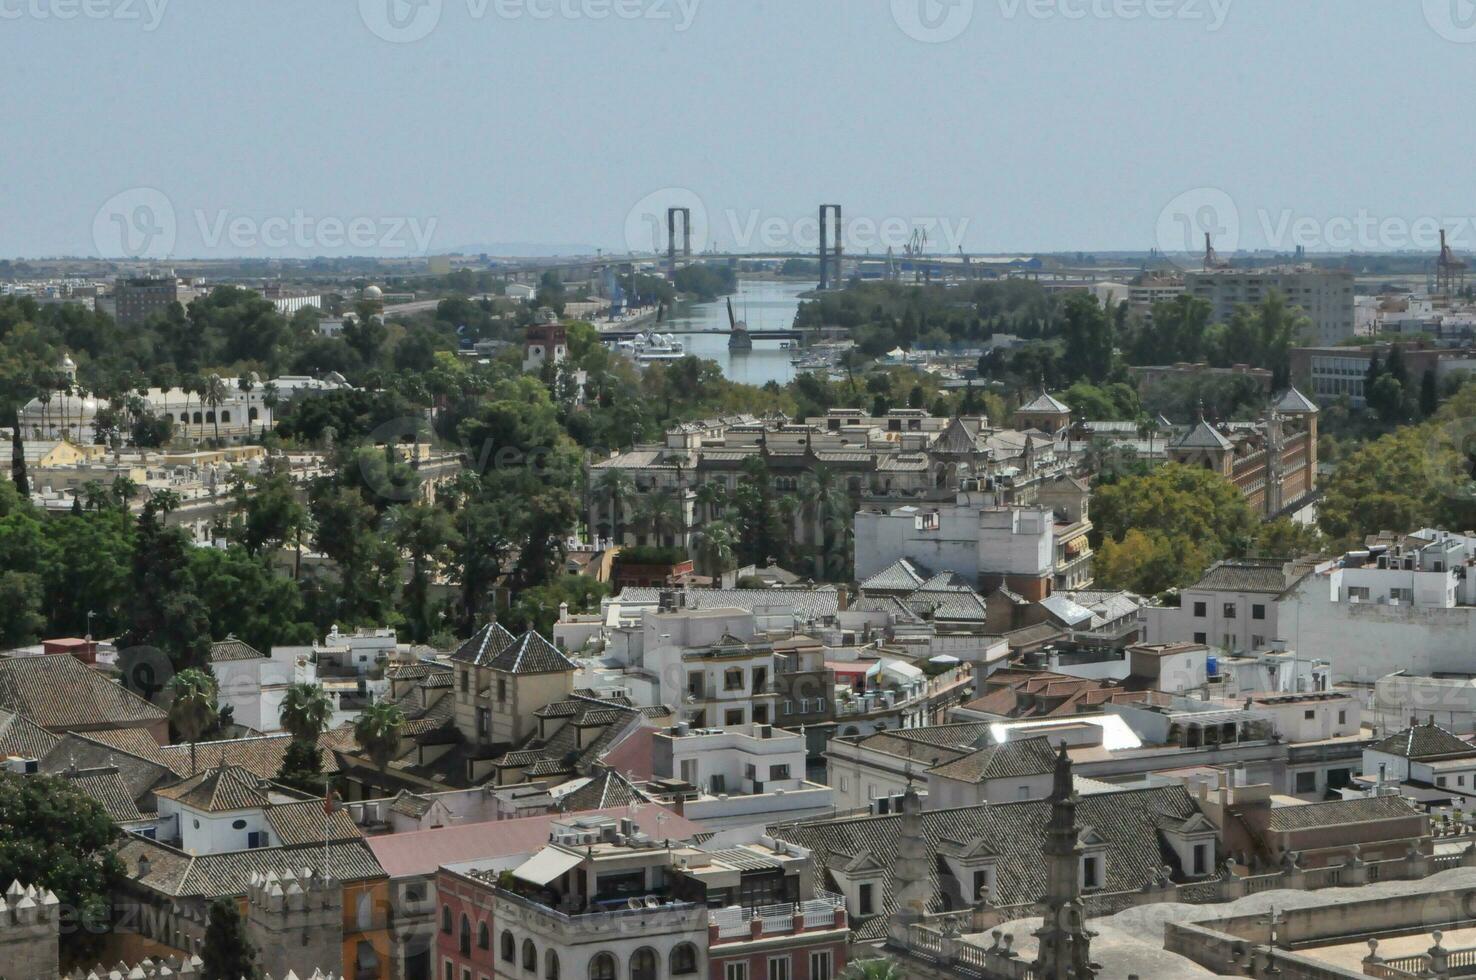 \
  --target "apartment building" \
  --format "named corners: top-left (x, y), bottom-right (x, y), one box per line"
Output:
top-left (1185, 266), bottom-right (1355, 344)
